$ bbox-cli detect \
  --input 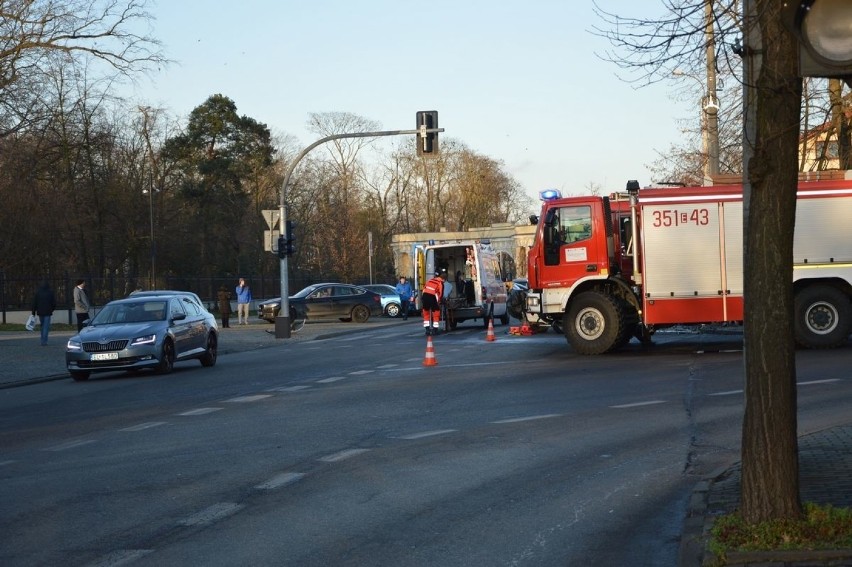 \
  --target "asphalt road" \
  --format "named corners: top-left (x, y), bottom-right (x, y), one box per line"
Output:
top-left (2, 322), bottom-right (851, 566)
